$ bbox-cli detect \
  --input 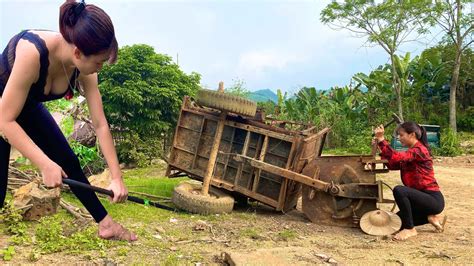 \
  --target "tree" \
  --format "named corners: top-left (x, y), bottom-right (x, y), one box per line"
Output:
top-left (226, 78), bottom-right (251, 99)
top-left (321, 0), bottom-right (432, 120)
top-left (99, 44), bottom-right (201, 165)
top-left (430, 0), bottom-right (473, 132)
top-left (352, 64), bottom-right (394, 123)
